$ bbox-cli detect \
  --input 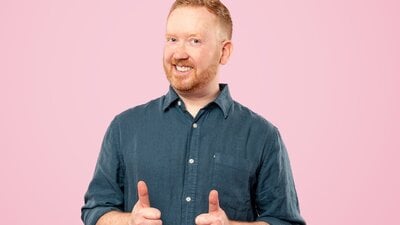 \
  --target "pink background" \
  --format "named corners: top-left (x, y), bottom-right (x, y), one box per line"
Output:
top-left (1, 0), bottom-right (399, 224)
